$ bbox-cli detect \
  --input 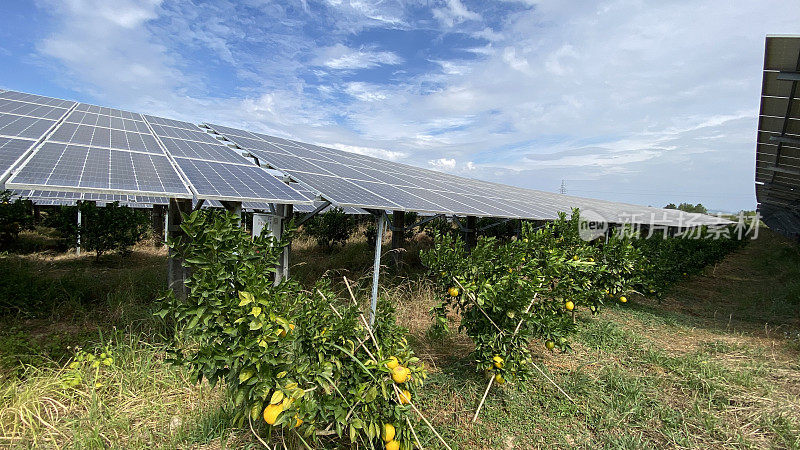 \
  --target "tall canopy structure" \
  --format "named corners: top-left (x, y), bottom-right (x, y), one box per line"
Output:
top-left (755, 35), bottom-right (800, 239)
